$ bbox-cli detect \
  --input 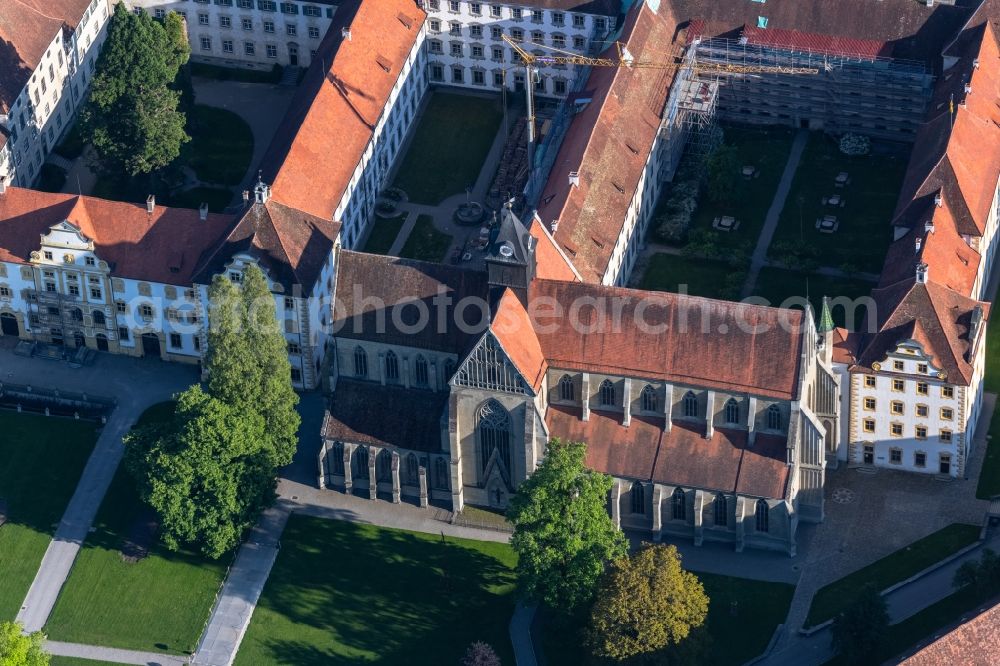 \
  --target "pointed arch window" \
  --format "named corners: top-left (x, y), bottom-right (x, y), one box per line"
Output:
top-left (331, 441), bottom-right (345, 475)
top-left (353, 446), bottom-right (369, 479)
top-left (414, 355), bottom-right (429, 387)
top-left (434, 457), bottom-right (450, 490)
top-left (478, 400), bottom-right (512, 479)
top-left (599, 379), bottom-right (615, 407)
top-left (767, 404), bottom-right (782, 430)
top-left (641, 385), bottom-right (657, 412)
top-left (376, 449), bottom-right (393, 482)
top-left (443, 359), bottom-right (456, 382)
top-left (725, 398), bottom-right (740, 424)
top-left (354, 346), bottom-right (368, 378)
top-left (683, 391), bottom-right (698, 418)
top-left (714, 493), bottom-right (727, 526)
top-left (559, 374), bottom-right (574, 401)
top-left (672, 487), bottom-right (686, 521)
top-left (755, 499), bottom-right (770, 532)
top-left (630, 482), bottom-right (645, 515)
top-left (385, 350), bottom-right (400, 383)
top-left (405, 453), bottom-right (419, 486)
